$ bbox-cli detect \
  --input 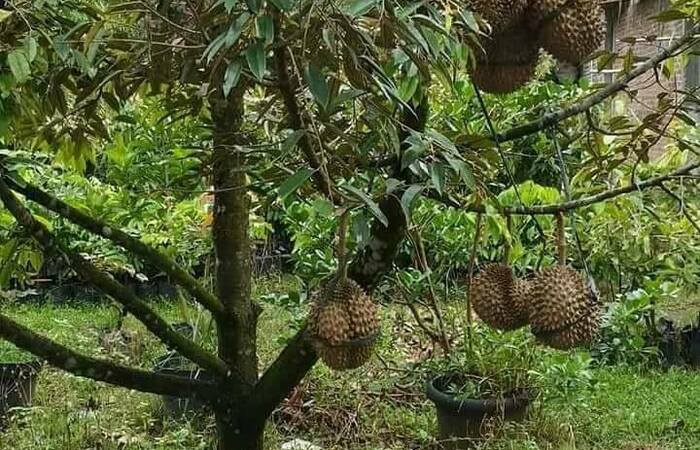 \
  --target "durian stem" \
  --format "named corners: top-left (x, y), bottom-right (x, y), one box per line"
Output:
top-left (503, 213), bottom-right (512, 264)
top-left (556, 211), bottom-right (566, 266)
top-left (465, 212), bottom-right (483, 353)
top-left (336, 209), bottom-right (350, 284)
